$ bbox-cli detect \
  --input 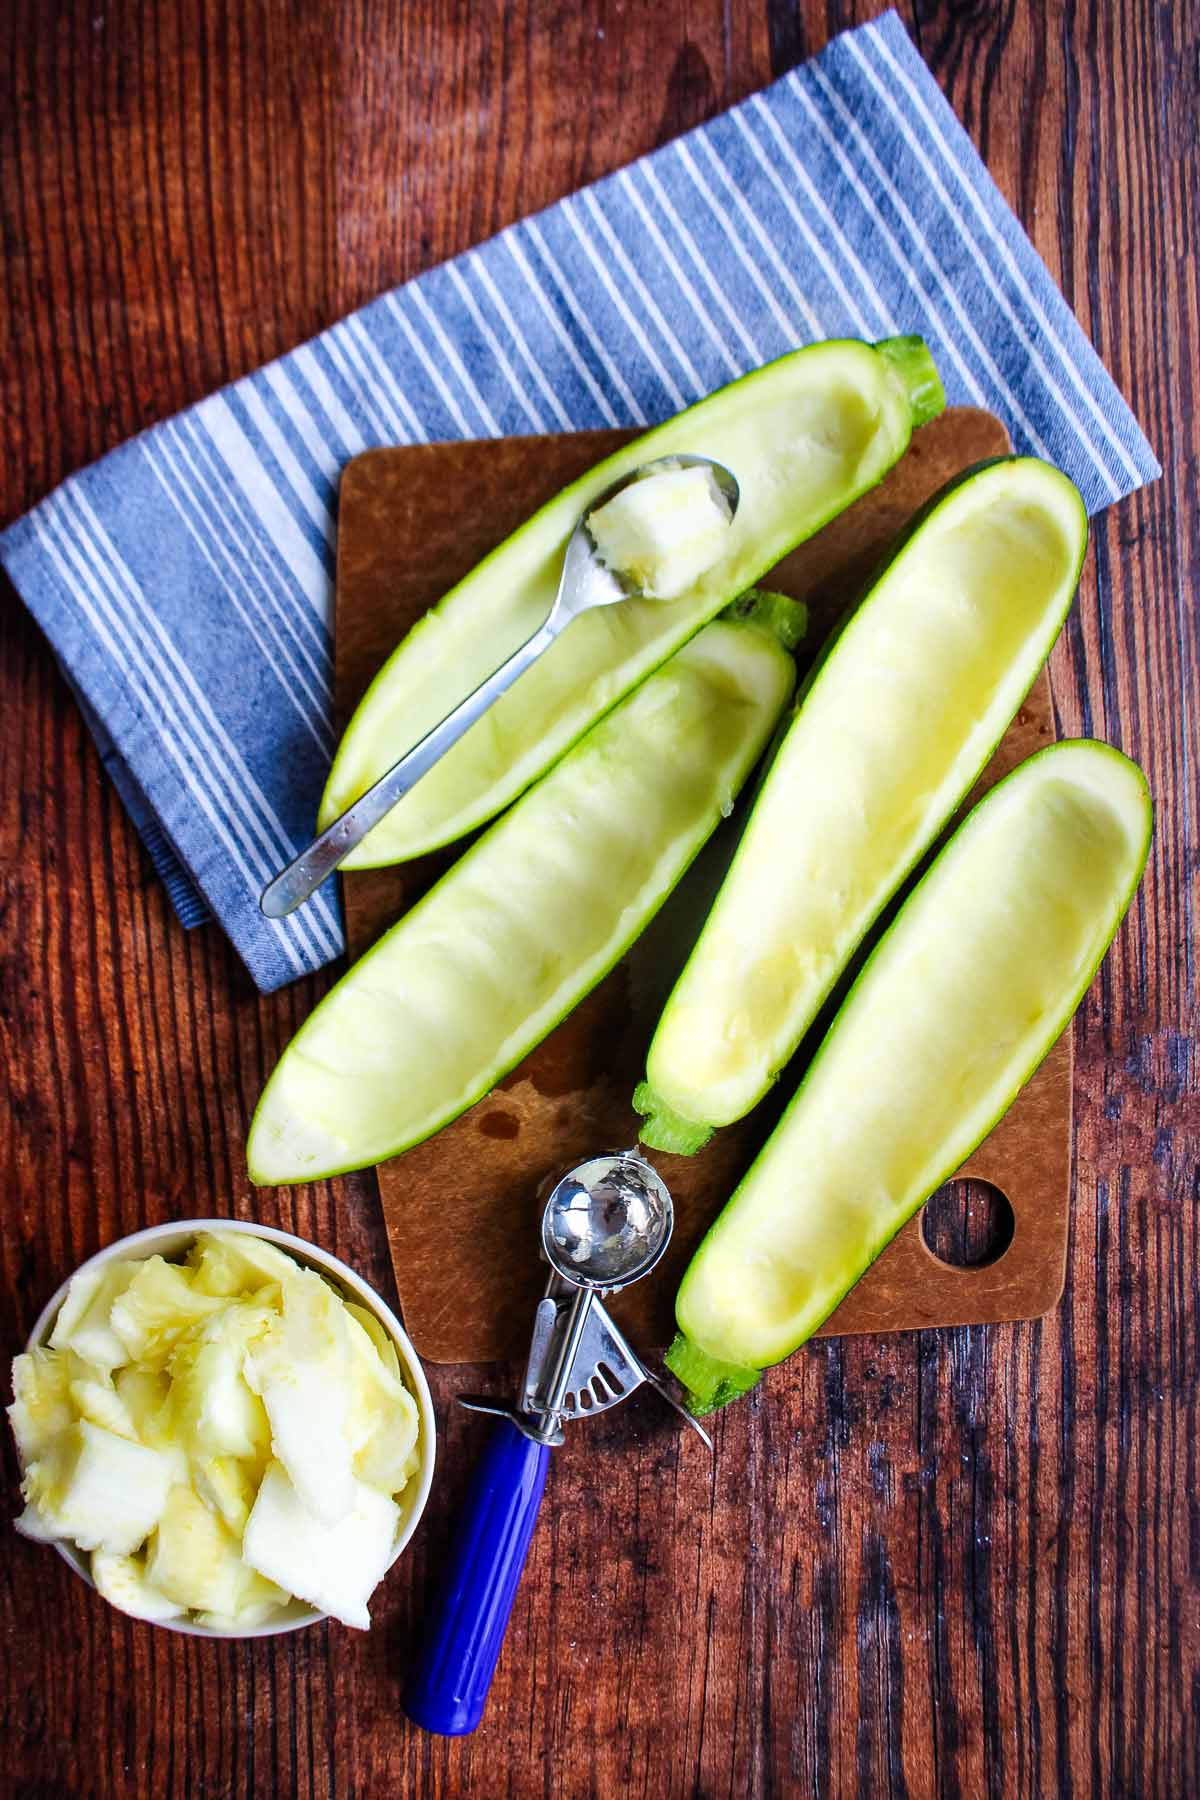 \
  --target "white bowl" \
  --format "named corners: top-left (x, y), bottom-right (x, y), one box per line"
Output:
top-left (21, 1218), bottom-right (437, 1639)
